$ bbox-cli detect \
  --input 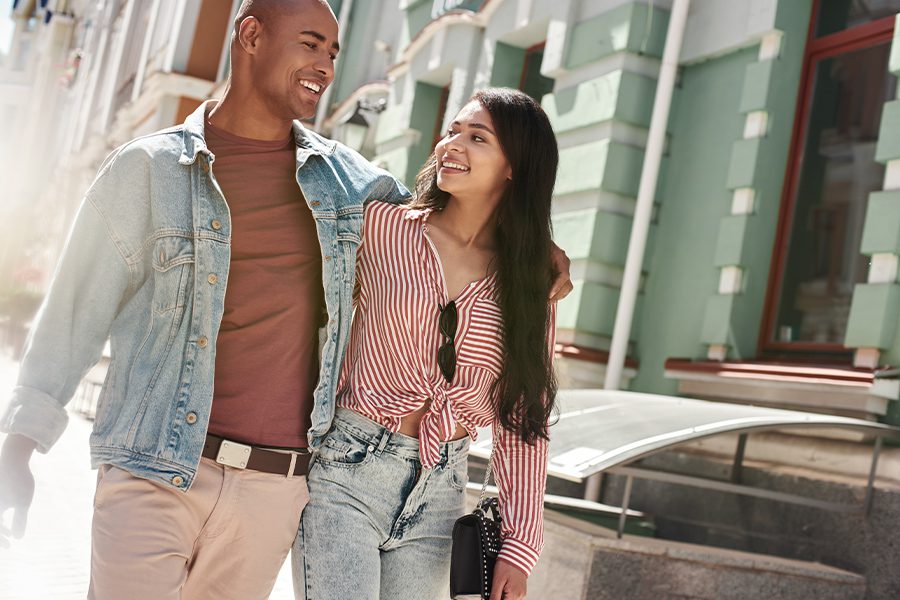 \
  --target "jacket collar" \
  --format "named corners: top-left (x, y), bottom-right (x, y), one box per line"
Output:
top-left (178, 100), bottom-right (336, 165)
